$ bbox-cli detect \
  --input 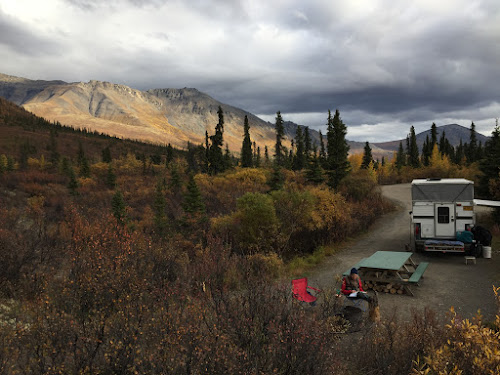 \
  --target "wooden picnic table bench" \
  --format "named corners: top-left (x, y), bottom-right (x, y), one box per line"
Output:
top-left (342, 251), bottom-right (429, 296)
